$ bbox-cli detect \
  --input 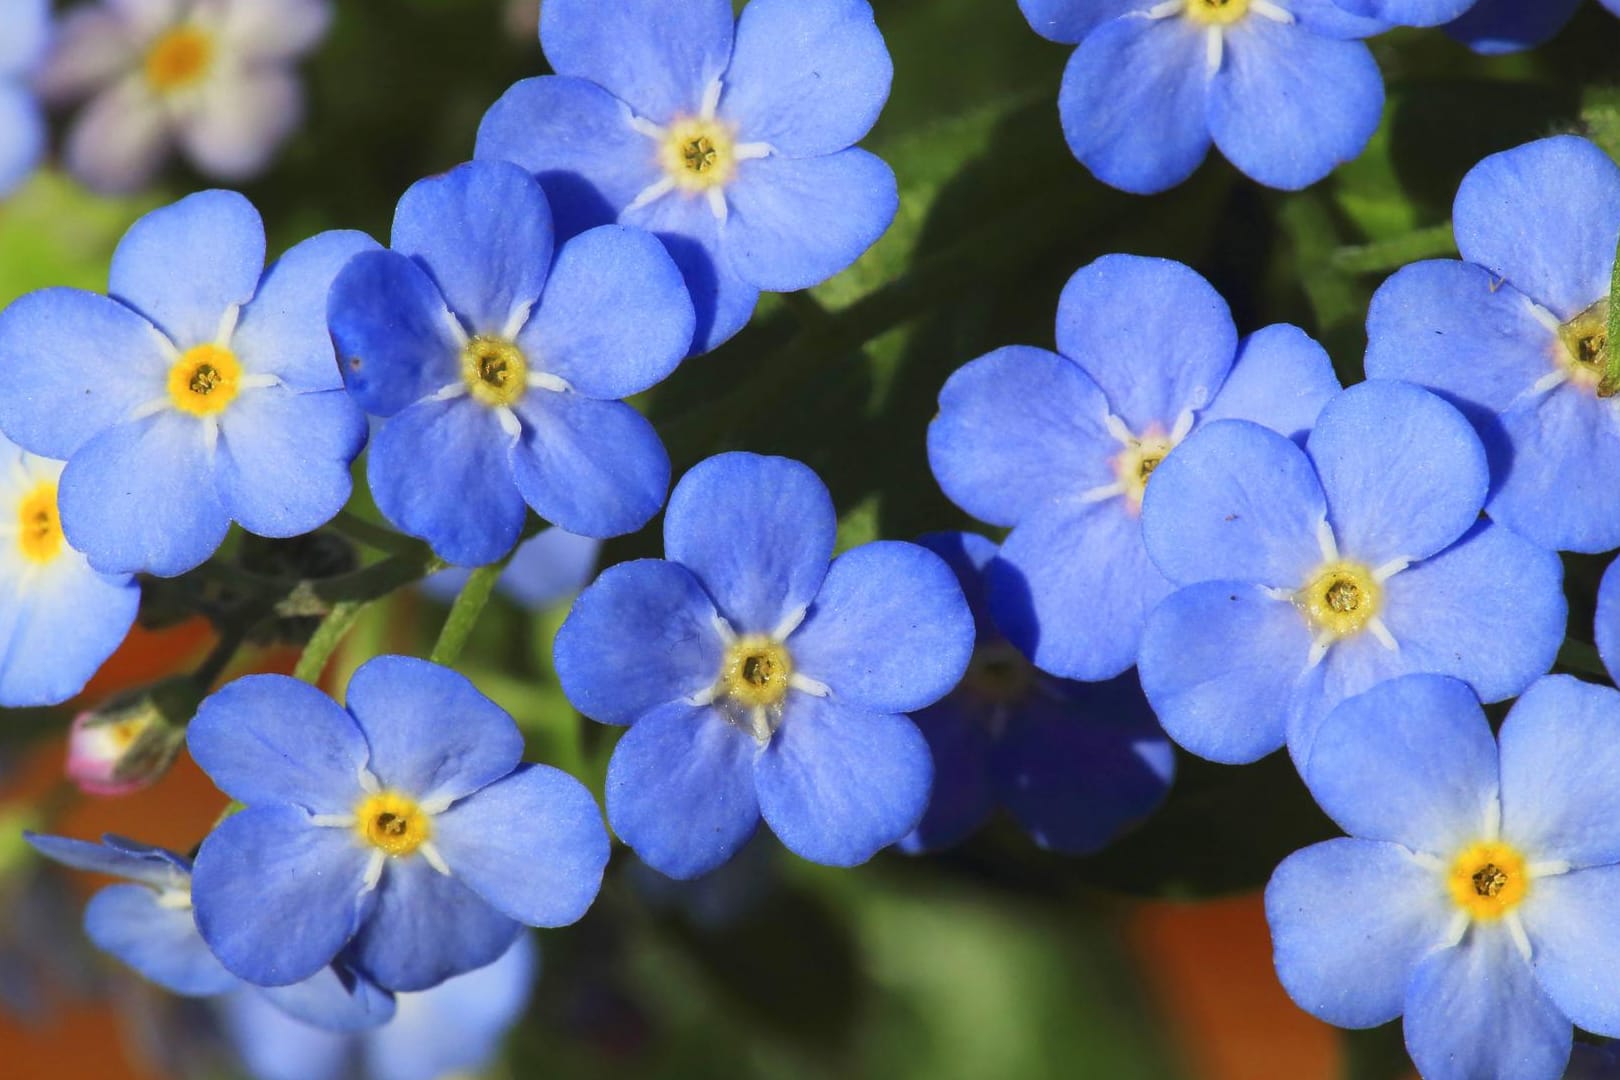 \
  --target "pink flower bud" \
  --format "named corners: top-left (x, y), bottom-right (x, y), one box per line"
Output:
top-left (65, 692), bottom-right (185, 797)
